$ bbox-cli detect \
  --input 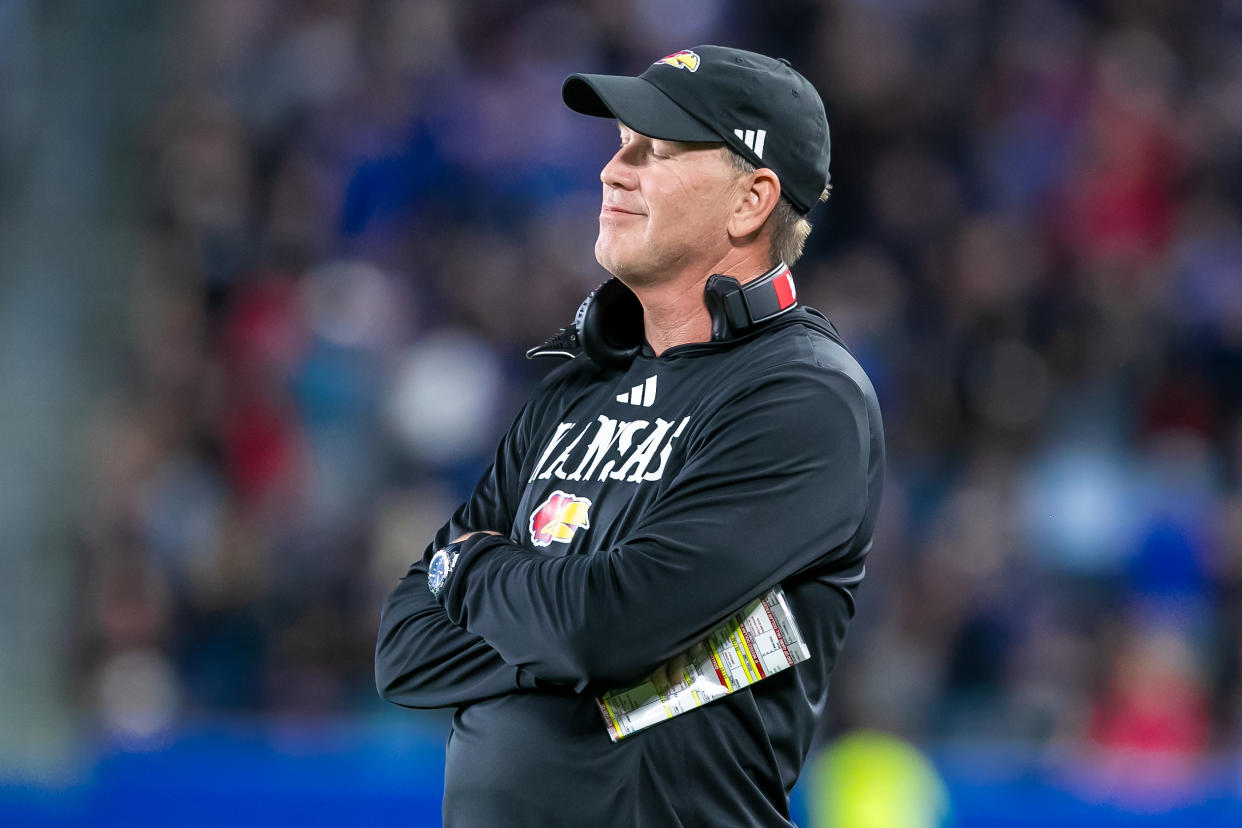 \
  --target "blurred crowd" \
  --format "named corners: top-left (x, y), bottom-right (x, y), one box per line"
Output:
top-left (68, 0), bottom-right (1242, 802)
